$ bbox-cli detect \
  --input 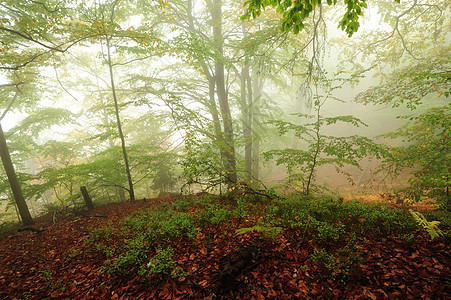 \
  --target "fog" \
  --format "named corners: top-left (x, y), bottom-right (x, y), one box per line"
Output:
top-left (0, 0), bottom-right (449, 222)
